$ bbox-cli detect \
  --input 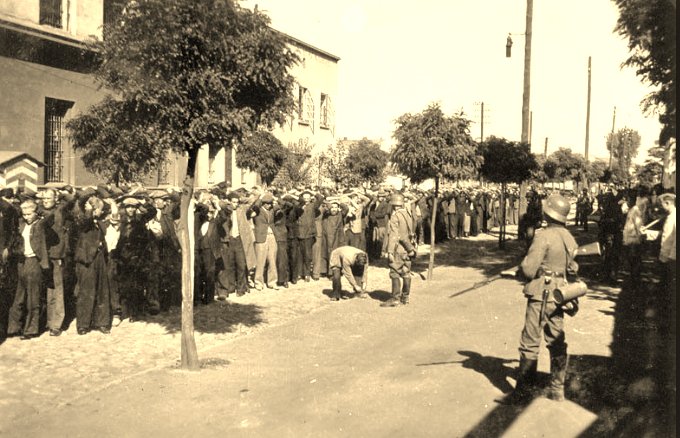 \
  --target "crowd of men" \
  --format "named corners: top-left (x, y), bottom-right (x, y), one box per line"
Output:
top-left (0, 180), bottom-right (545, 340)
